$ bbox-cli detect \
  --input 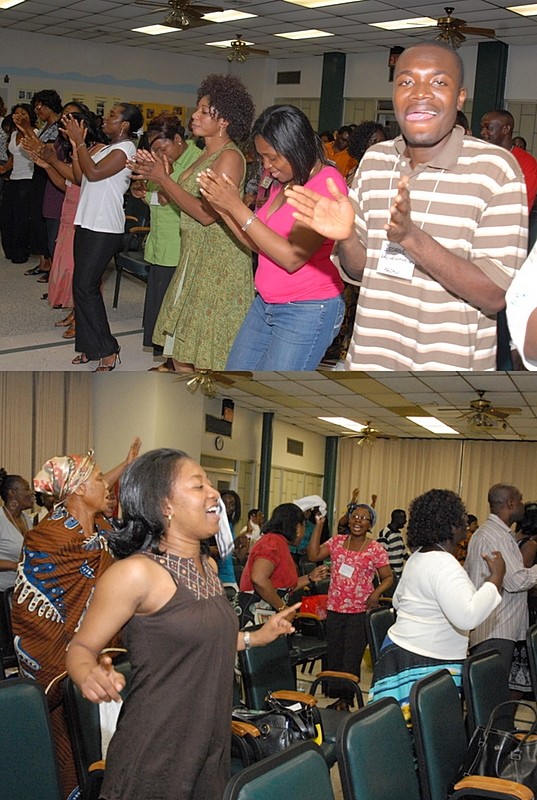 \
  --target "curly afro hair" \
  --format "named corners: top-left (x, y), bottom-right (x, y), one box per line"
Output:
top-left (407, 489), bottom-right (466, 549)
top-left (197, 74), bottom-right (254, 143)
